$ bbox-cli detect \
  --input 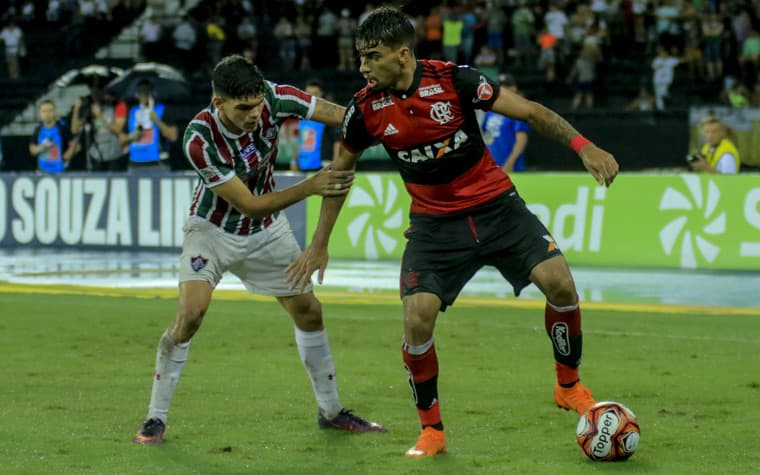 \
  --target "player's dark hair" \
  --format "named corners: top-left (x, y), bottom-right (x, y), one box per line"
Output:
top-left (211, 54), bottom-right (265, 99)
top-left (355, 6), bottom-right (415, 50)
